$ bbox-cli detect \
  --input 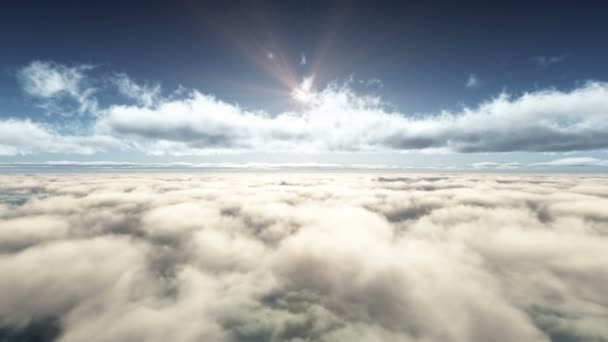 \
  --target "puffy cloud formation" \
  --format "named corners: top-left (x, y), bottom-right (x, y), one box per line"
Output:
top-left (1, 173), bottom-right (607, 341)
top-left (10, 60), bottom-right (608, 156)
top-left (0, 120), bottom-right (122, 156)
top-left (97, 81), bottom-right (608, 154)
